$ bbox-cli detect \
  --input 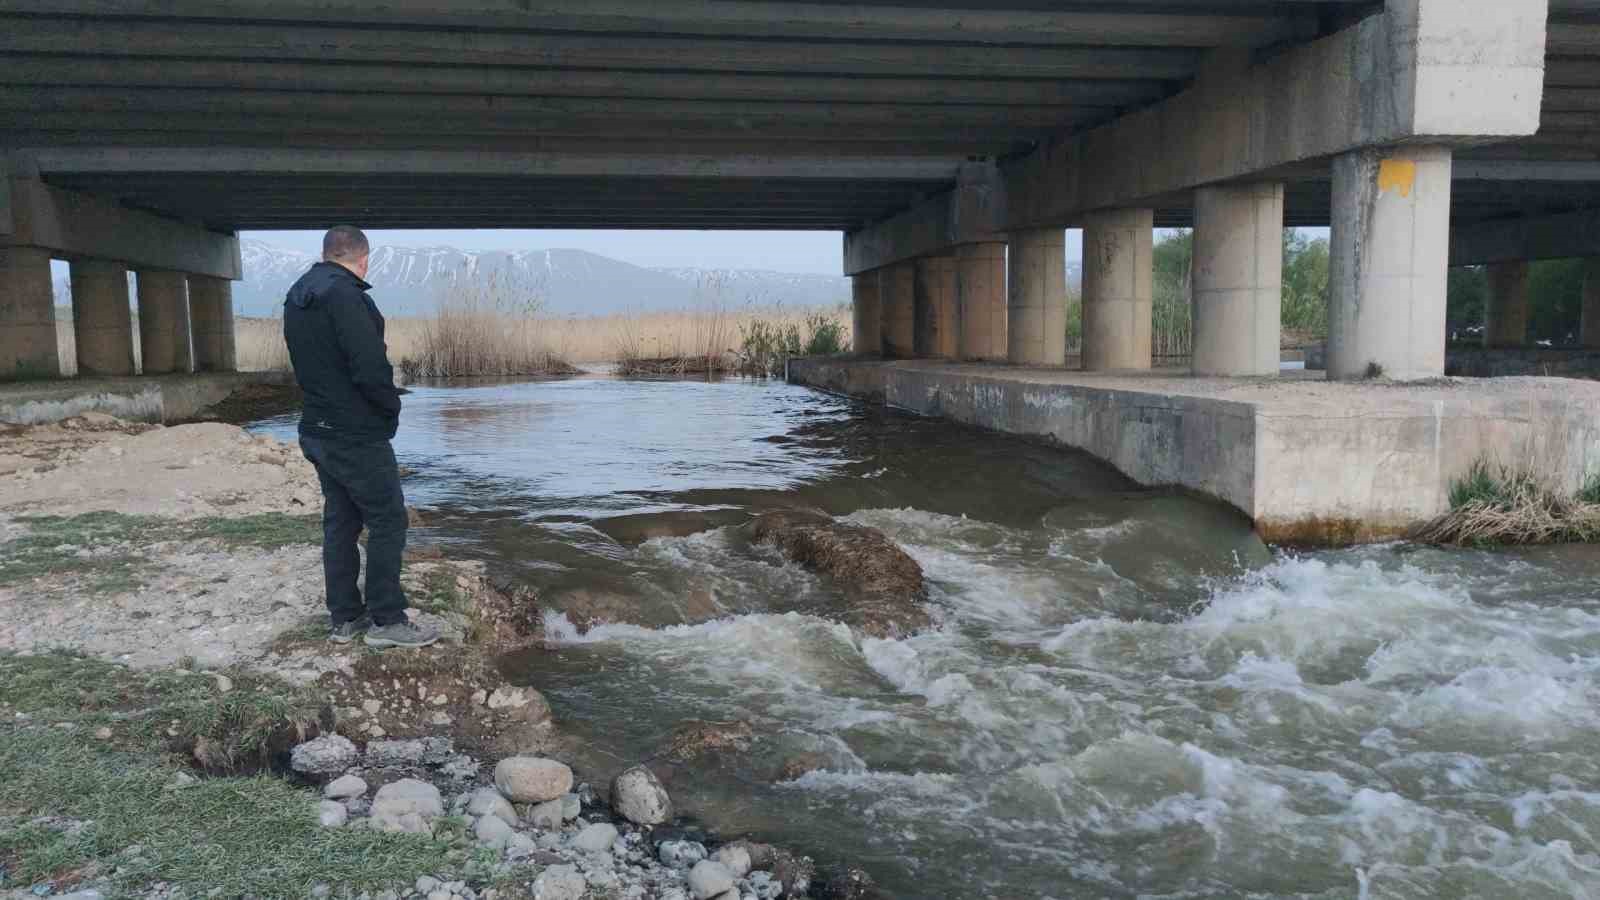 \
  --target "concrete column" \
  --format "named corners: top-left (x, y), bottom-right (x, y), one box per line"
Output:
top-left (70, 258), bottom-right (136, 377)
top-left (913, 254), bottom-right (957, 358)
top-left (0, 246), bottom-right (61, 379)
top-left (880, 260), bottom-right (916, 359)
top-left (1081, 209), bottom-right (1153, 371)
top-left (136, 270), bottom-right (193, 375)
top-left (851, 270), bottom-right (882, 356)
top-left (189, 275), bottom-right (237, 372)
top-left (1483, 260), bottom-right (1530, 349)
top-left (1582, 259), bottom-right (1600, 349)
top-left (1328, 146), bottom-right (1452, 381)
top-left (1006, 228), bottom-right (1067, 366)
top-left (1191, 184), bottom-right (1284, 376)
top-left (956, 242), bottom-right (1007, 361)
